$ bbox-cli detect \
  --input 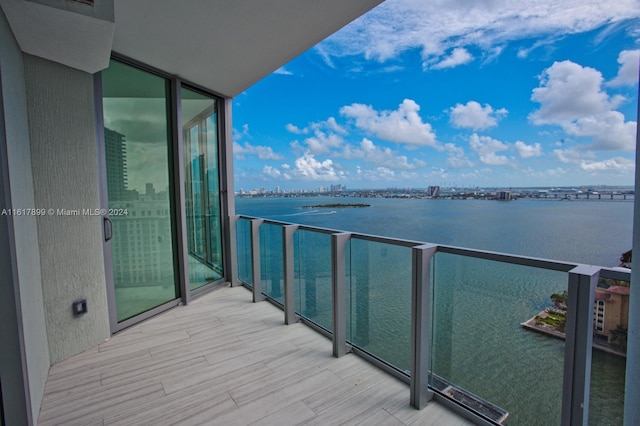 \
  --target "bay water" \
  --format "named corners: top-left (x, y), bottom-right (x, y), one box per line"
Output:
top-left (236, 196), bottom-right (632, 425)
